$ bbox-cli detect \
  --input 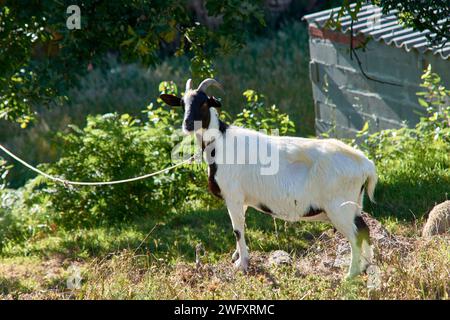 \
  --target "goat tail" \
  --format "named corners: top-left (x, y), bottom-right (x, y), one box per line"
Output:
top-left (364, 160), bottom-right (378, 203)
